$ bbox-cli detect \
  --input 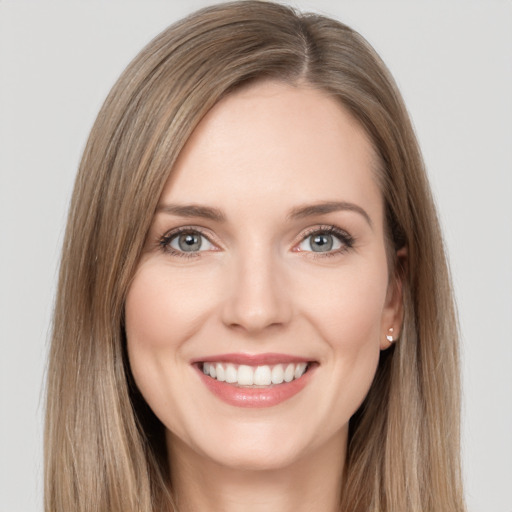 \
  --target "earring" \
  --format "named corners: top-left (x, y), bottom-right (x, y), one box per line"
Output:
top-left (386, 327), bottom-right (394, 343)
